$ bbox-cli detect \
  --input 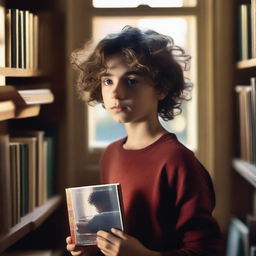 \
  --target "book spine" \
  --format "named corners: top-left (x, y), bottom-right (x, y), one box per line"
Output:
top-left (117, 184), bottom-right (126, 232)
top-left (29, 12), bottom-right (33, 69)
top-left (0, 3), bottom-right (5, 67)
top-left (10, 9), bottom-right (16, 68)
top-left (33, 15), bottom-right (39, 70)
top-left (0, 135), bottom-right (12, 234)
top-left (45, 136), bottom-right (56, 198)
top-left (19, 10), bottom-right (25, 69)
top-left (10, 144), bottom-right (17, 226)
top-left (15, 9), bottom-right (19, 68)
top-left (65, 189), bottom-right (77, 244)
top-left (25, 10), bottom-right (29, 69)
top-left (20, 143), bottom-right (29, 216)
top-left (251, 77), bottom-right (256, 165)
top-left (6, 9), bottom-right (11, 67)
top-left (251, 0), bottom-right (256, 58)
